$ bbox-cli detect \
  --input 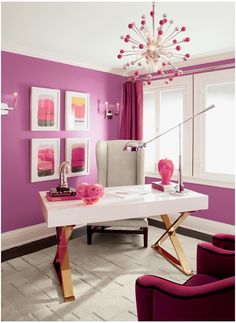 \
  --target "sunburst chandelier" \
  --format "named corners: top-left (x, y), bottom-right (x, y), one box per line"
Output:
top-left (117, 2), bottom-right (190, 85)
